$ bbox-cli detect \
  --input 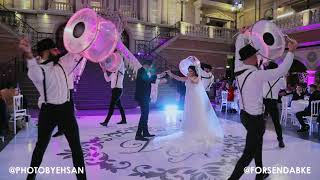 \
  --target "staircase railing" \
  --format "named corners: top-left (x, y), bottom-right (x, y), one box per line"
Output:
top-left (134, 26), bottom-right (179, 73)
top-left (0, 3), bottom-right (54, 47)
top-left (0, 3), bottom-right (54, 86)
top-left (135, 26), bottom-right (179, 54)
